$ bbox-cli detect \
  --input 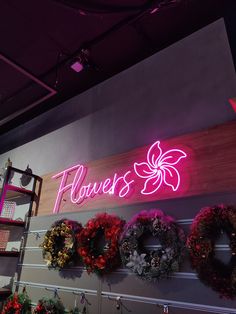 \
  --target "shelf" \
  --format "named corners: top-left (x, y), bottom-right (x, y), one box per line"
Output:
top-left (0, 167), bottom-right (42, 303)
top-left (0, 184), bottom-right (35, 201)
top-left (0, 218), bottom-right (24, 226)
top-left (0, 251), bottom-right (20, 257)
top-left (0, 287), bottom-right (11, 296)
